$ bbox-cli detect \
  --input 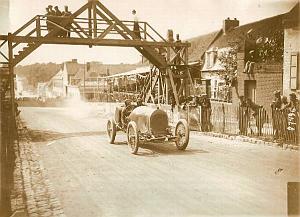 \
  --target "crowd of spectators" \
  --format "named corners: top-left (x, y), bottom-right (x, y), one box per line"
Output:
top-left (271, 91), bottom-right (299, 143)
top-left (238, 96), bottom-right (264, 136)
top-left (237, 90), bottom-right (299, 144)
top-left (177, 94), bottom-right (212, 132)
top-left (45, 5), bottom-right (72, 37)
